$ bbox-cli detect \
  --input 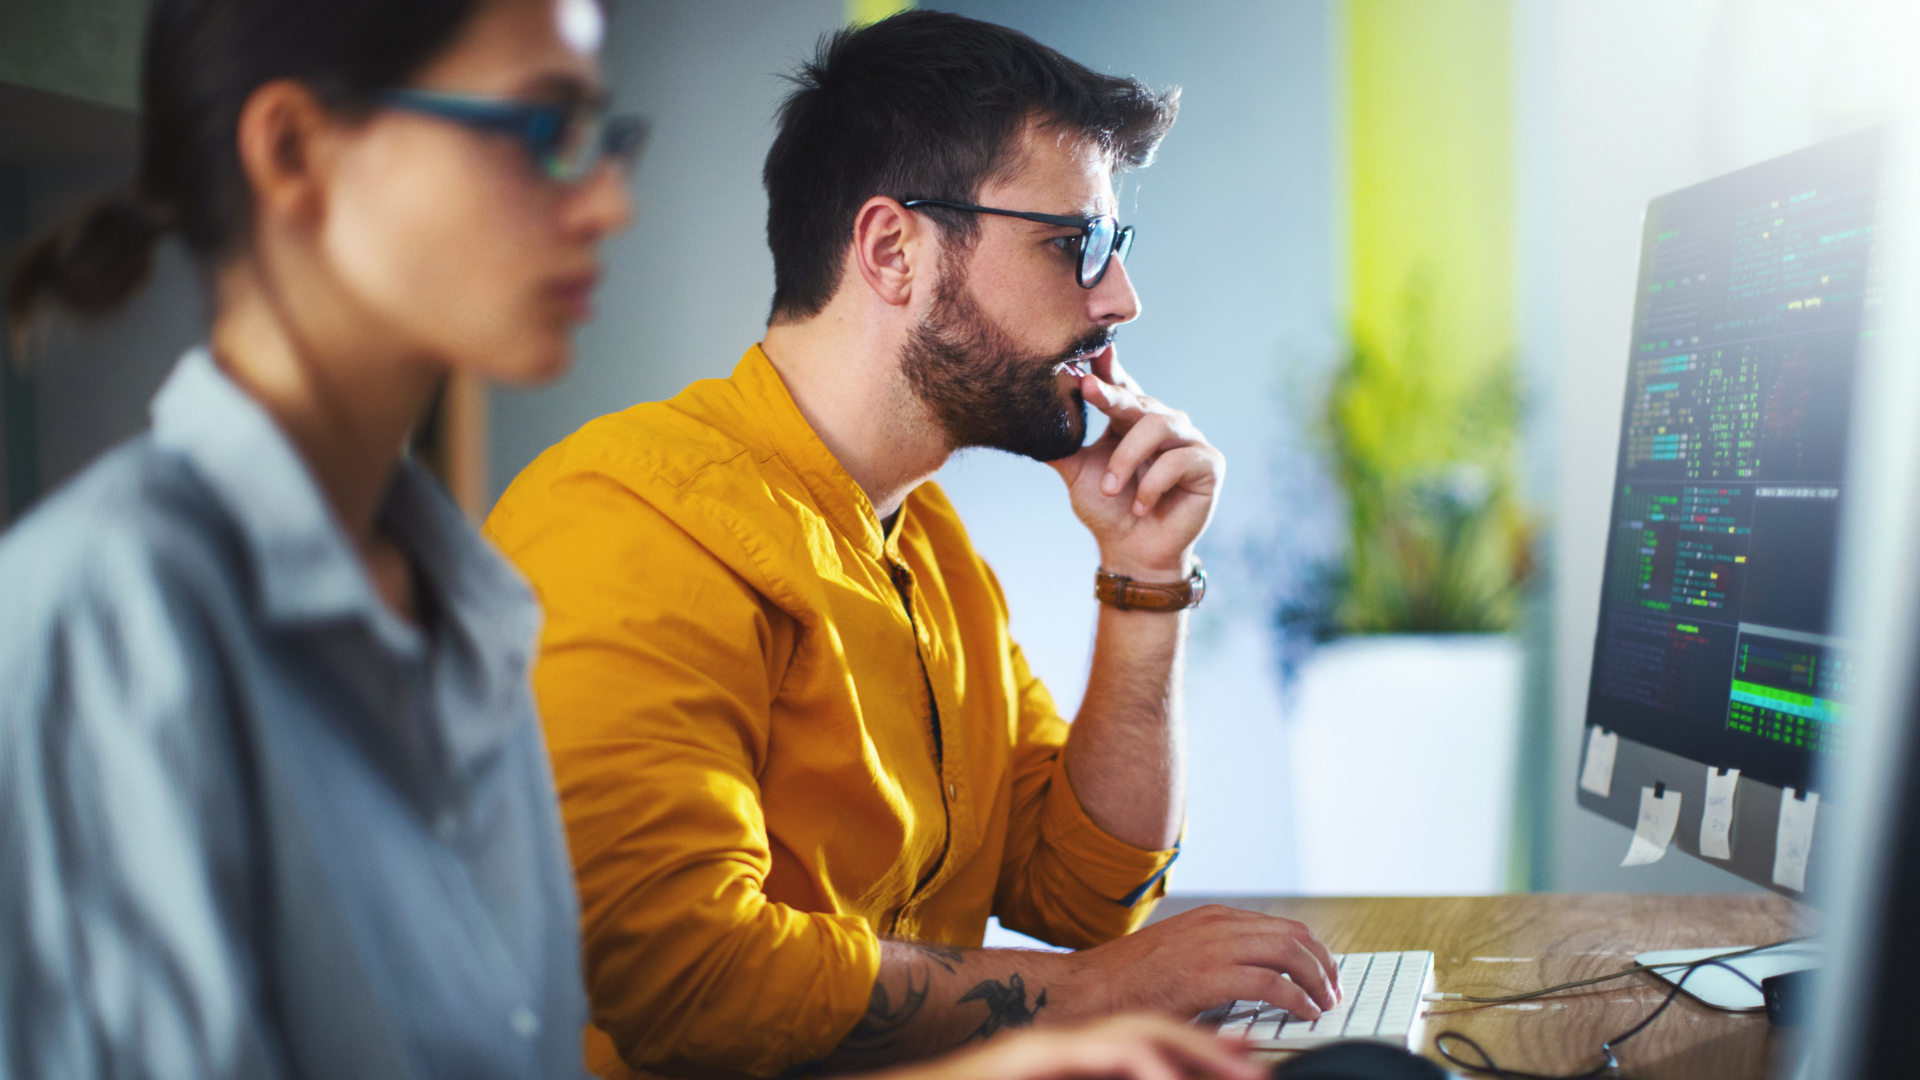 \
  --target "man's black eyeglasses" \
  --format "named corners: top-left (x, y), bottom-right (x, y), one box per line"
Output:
top-left (900, 199), bottom-right (1135, 289)
top-left (378, 89), bottom-right (649, 183)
